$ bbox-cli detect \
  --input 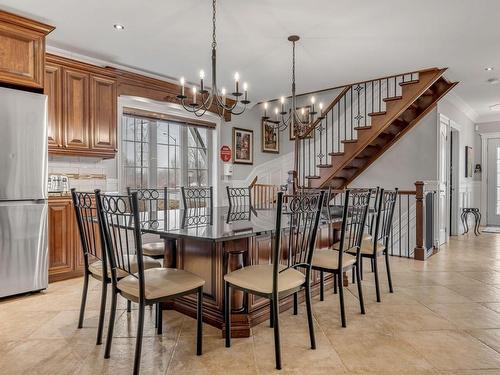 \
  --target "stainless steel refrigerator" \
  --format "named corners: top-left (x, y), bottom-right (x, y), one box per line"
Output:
top-left (0, 87), bottom-right (48, 298)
